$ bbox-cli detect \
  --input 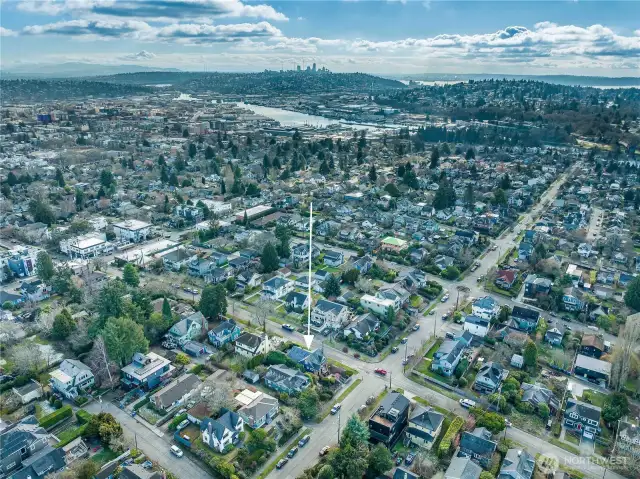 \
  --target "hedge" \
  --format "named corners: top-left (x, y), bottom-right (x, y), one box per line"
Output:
top-left (39, 405), bottom-right (73, 429)
top-left (190, 364), bottom-right (204, 375)
top-left (76, 409), bottom-right (93, 425)
top-left (438, 416), bottom-right (464, 457)
top-left (74, 396), bottom-right (89, 406)
top-left (55, 424), bottom-right (88, 448)
top-left (133, 397), bottom-right (150, 411)
top-left (168, 413), bottom-right (188, 431)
